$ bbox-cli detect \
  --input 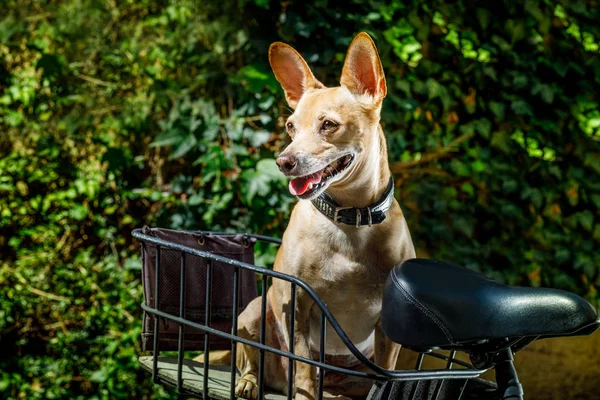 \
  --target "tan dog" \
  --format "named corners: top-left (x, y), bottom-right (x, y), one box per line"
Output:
top-left (235, 32), bottom-right (416, 400)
